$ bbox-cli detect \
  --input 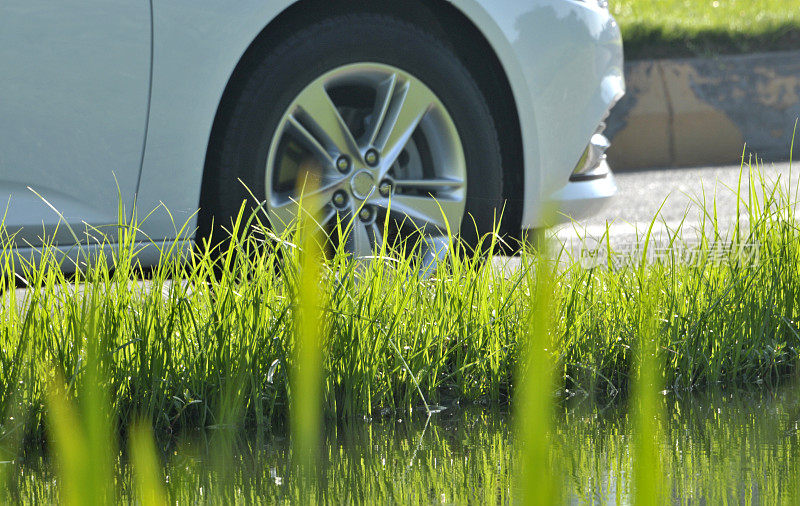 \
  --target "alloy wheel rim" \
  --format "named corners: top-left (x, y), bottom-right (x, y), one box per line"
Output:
top-left (264, 63), bottom-right (467, 258)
